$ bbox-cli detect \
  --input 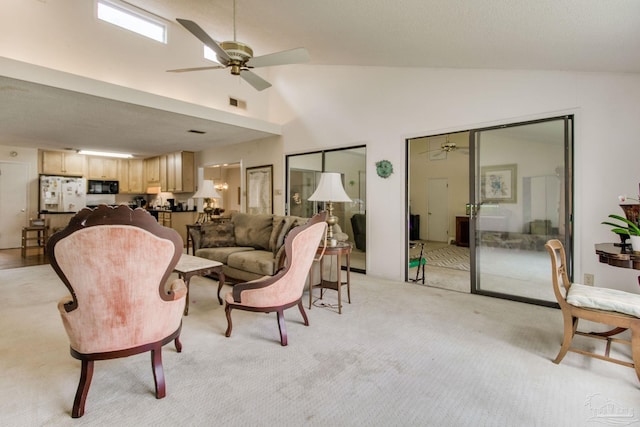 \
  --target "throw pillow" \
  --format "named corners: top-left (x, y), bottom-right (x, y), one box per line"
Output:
top-left (269, 217), bottom-right (287, 254)
top-left (233, 213), bottom-right (273, 250)
top-left (200, 222), bottom-right (235, 248)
